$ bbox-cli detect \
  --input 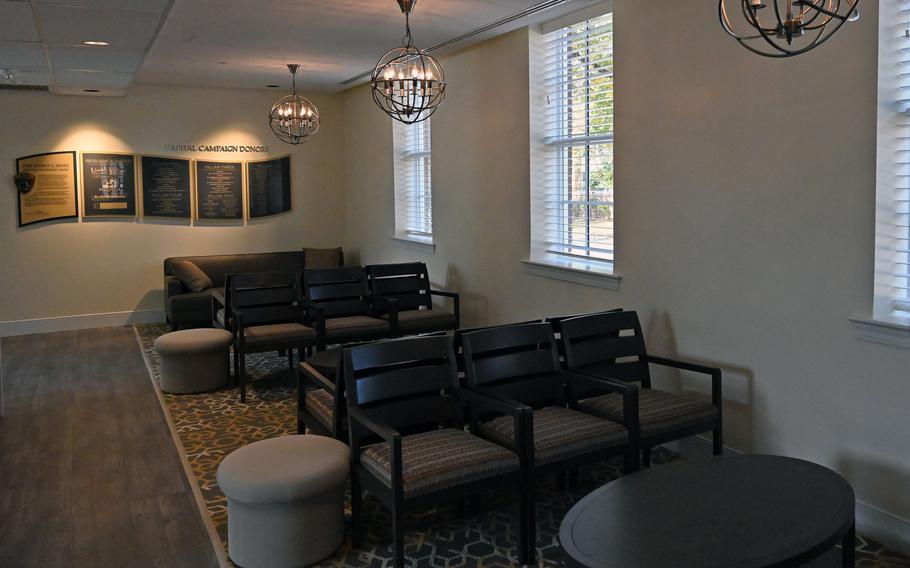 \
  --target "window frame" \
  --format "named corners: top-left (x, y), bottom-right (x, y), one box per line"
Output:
top-left (528, 2), bottom-right (620, 288)
top-left (392, 118), bottom-right (434, 246)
